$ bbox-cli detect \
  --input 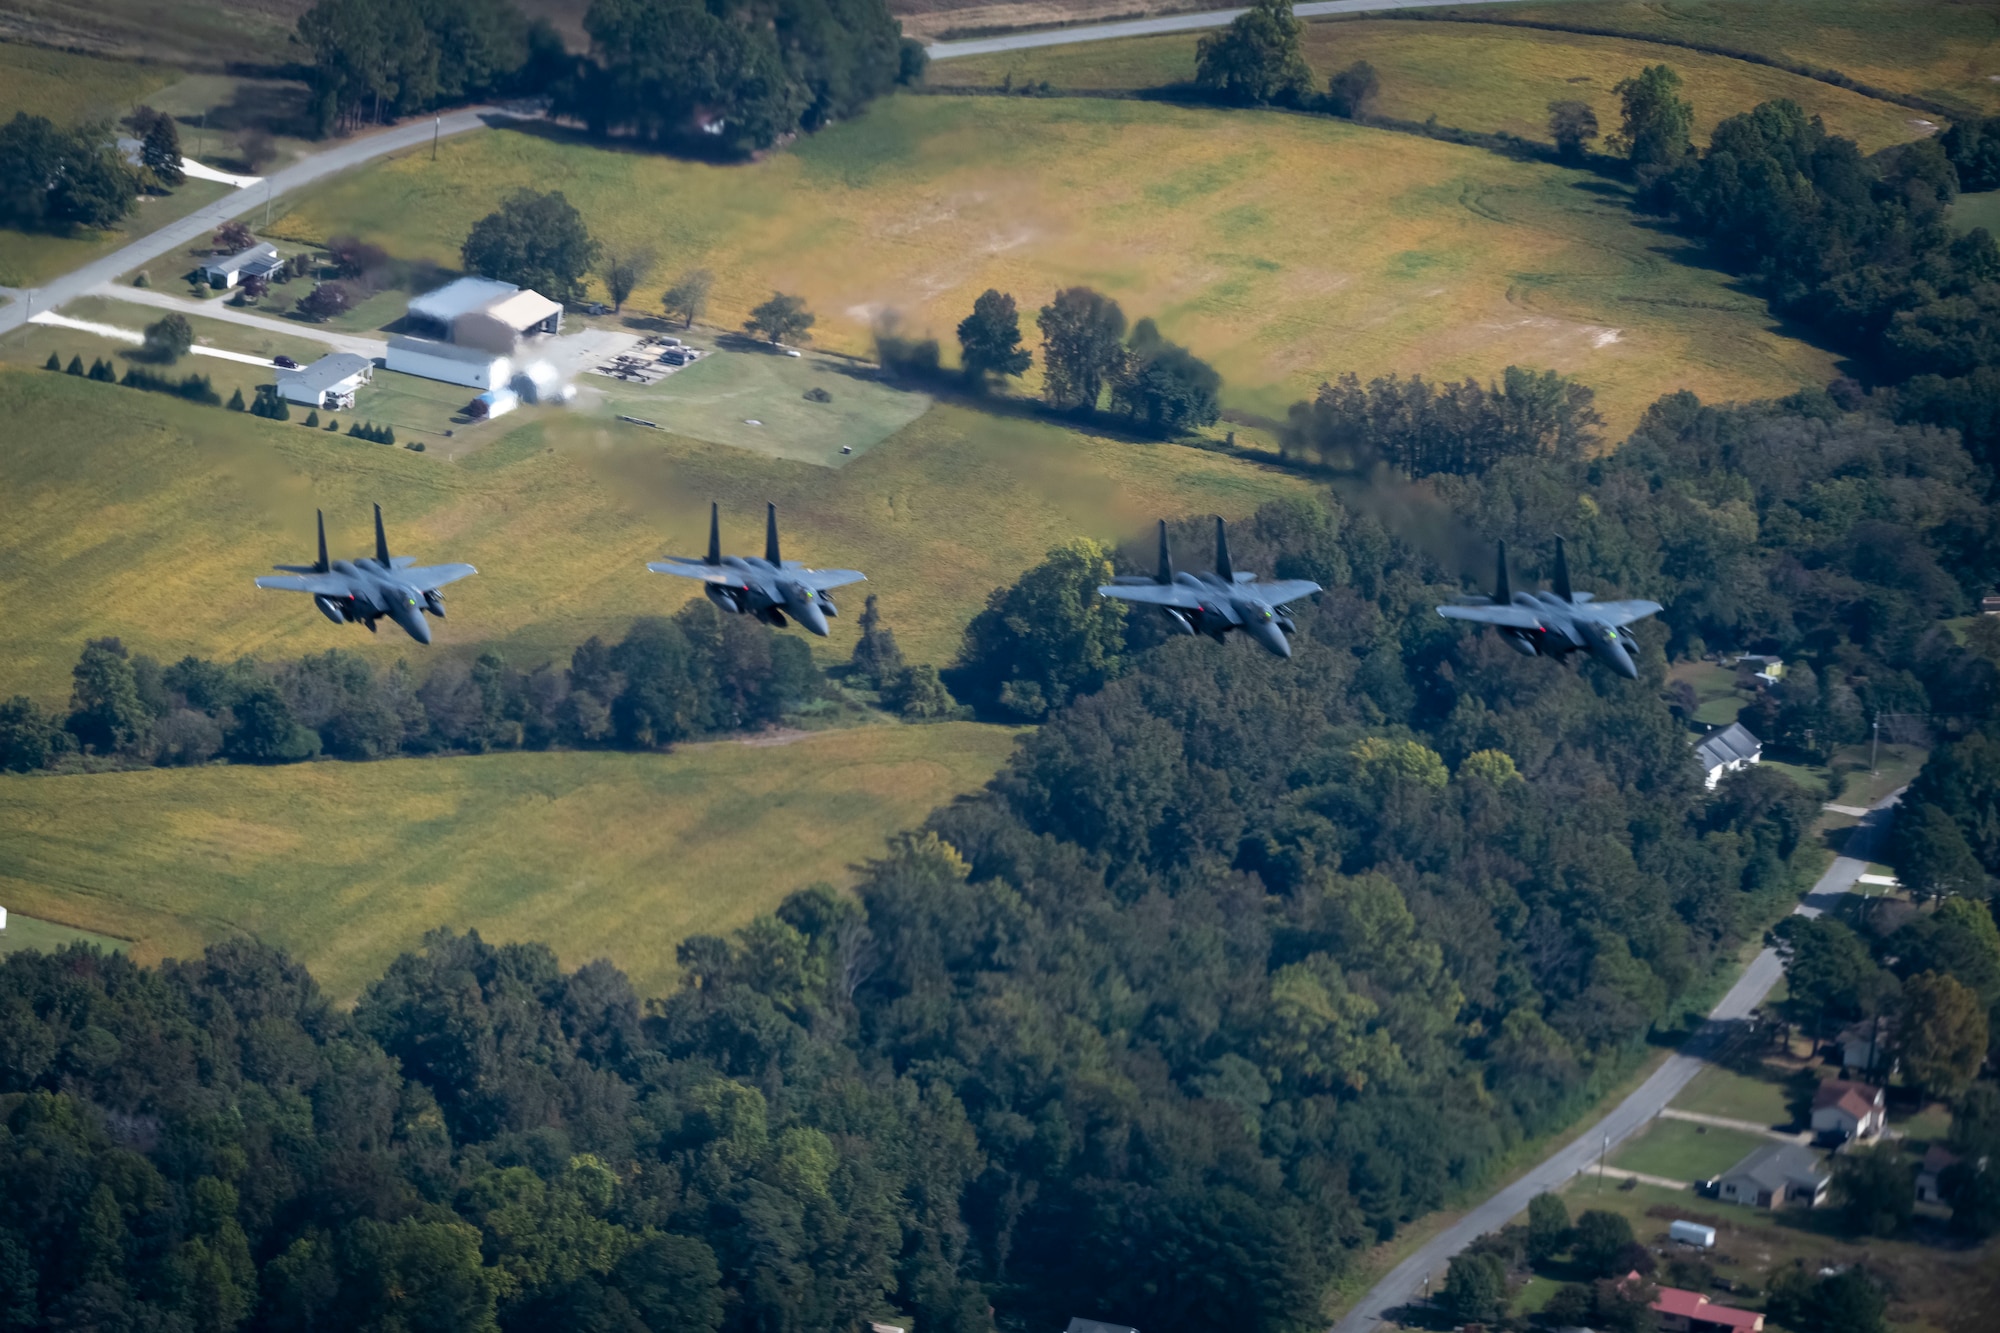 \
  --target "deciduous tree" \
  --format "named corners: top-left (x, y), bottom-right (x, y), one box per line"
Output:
top-left (956, 288), bottom-right (1031, 389)
top-left (461, 189), bottom-right (599, 304)
top-left (1193, 0), bottom-right (1312, 106)
top-left (746, 292), bottom-right (814, 346)
top-left (1549, 99), bottom-right (1600, 161)
top-left (1895, 971), bottom-right (1988, 1099)
top-left (1037, 286), bottom-right (1126, 412)
top-left (662, 269), bottom-right (712, 328)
